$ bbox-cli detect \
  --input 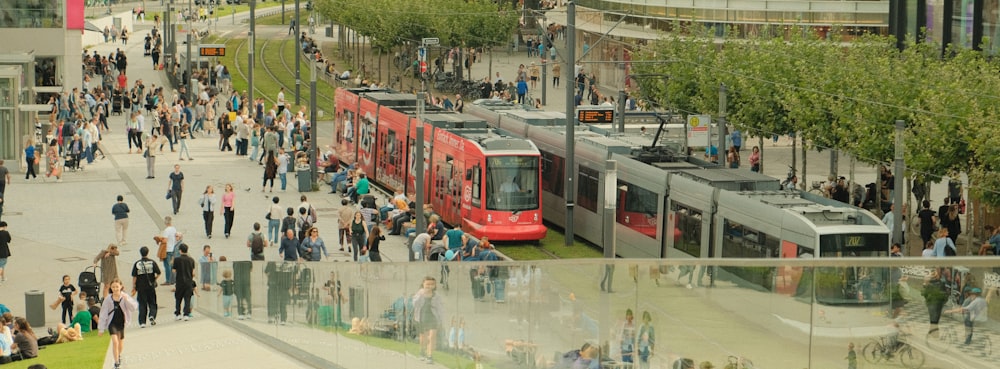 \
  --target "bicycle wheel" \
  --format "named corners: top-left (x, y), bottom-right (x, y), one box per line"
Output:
top-left (898, 345), bottom-right (926, 369)
top-left (926, 327), bottom-right (953, 353)
top-left (862, 341), bottom-right (884, 363)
